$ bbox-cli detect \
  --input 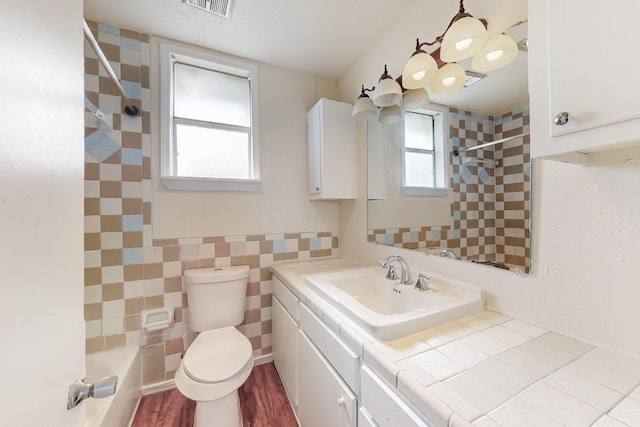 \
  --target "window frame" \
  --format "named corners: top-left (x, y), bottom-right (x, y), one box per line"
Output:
top-left (401, 106), bottom-right (449, 197)
top-left (159, 42), bottom-right (261, 191)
